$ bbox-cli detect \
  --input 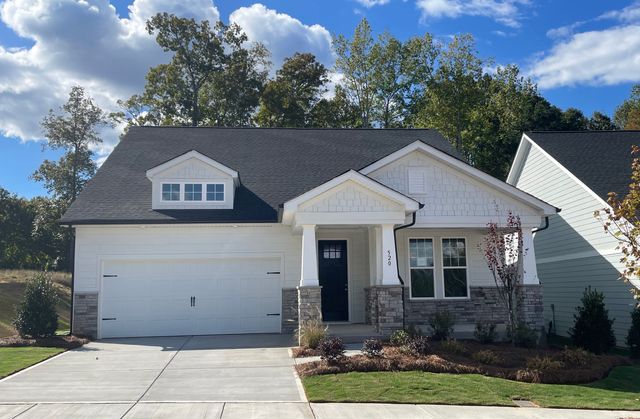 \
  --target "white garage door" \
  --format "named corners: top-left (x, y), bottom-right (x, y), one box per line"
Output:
top-left (100, 257), bottom-right (282, 338)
